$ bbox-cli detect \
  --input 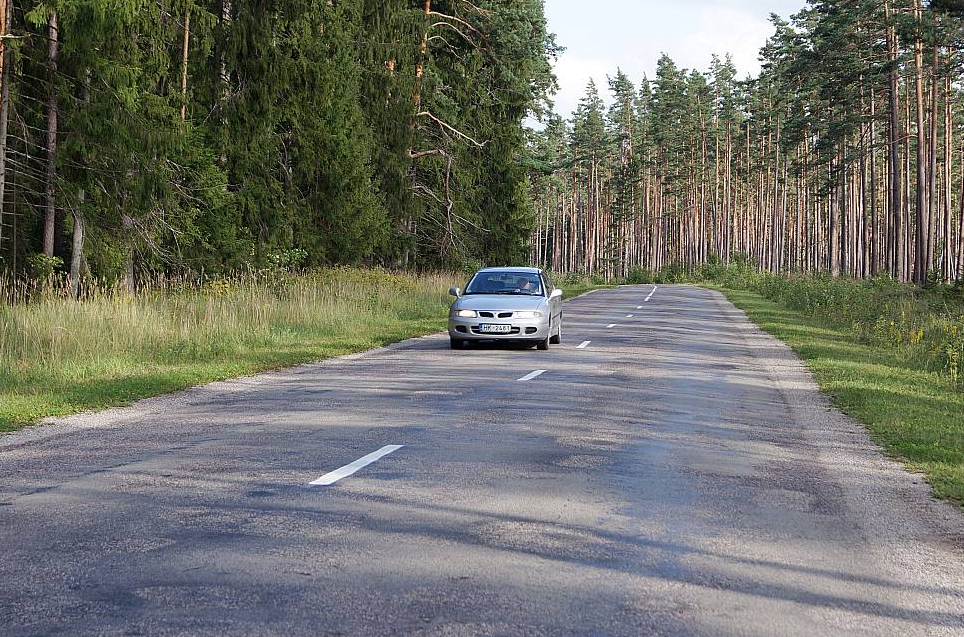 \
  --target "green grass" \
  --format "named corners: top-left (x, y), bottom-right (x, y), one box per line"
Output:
top-left (0, 268), bottom-right (455, 433)
top-left (715, 287), bottom-right (964, 508)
